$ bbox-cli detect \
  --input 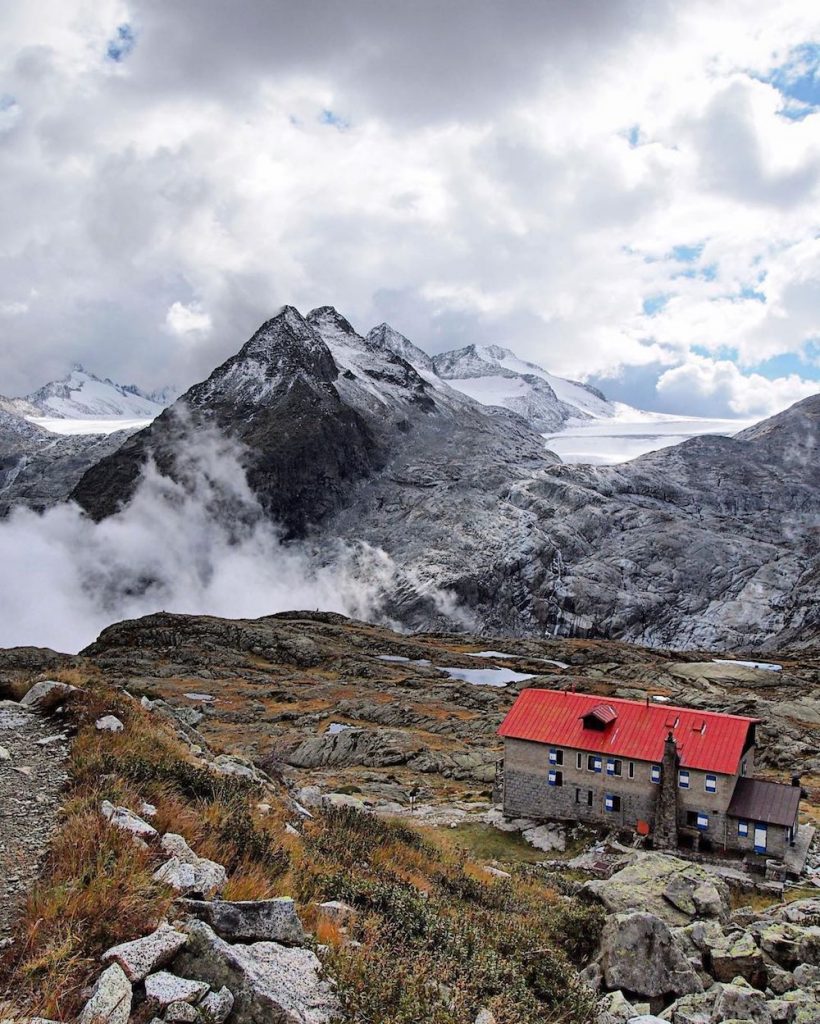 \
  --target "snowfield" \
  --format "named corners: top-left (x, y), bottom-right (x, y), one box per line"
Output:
top-left (544, 408), bottom-right (757, 464)
top-left (31, 417), bottom-right (155, 436)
